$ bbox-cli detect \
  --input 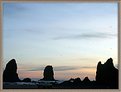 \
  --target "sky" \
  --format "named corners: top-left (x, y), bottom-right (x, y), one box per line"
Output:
top-left (3, 2), bottom-right (118, 81)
